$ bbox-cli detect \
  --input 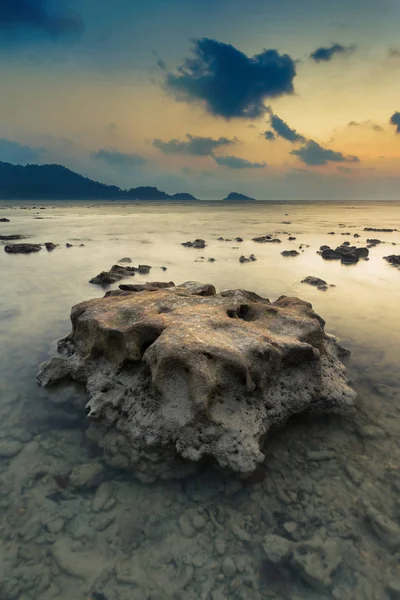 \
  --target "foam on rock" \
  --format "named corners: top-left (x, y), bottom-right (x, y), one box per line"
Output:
top-left (37, 281), bottom-right (356, 482)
